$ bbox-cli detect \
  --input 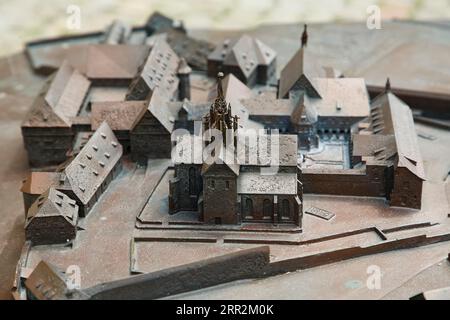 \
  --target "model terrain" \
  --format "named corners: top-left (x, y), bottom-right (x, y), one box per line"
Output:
top-left (7, 12), bottom-right (450, 300)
